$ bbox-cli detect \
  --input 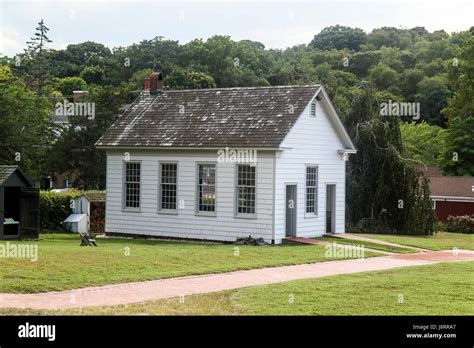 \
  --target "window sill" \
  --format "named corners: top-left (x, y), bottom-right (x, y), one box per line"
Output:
top-left (195, 212), bottom-right (217, 217)
top-left (158, 210), bottom-right (178, 215)
top-left (304, 213), bottom-right (318, 219)
top-left (122, 208), bottom-right (141, 213)
top-left (234, 214), bottom-right (257, 220)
